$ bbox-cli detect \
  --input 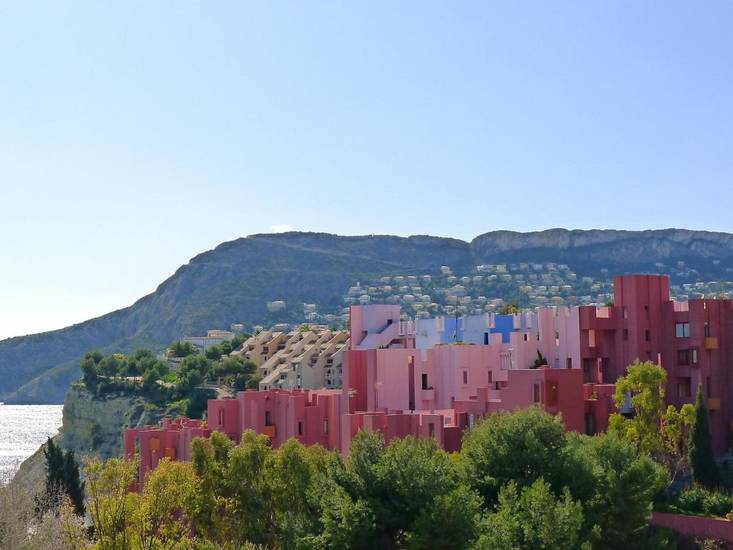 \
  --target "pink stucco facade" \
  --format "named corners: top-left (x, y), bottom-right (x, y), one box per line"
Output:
top-left (124, 418), bottom-right (210, 489)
